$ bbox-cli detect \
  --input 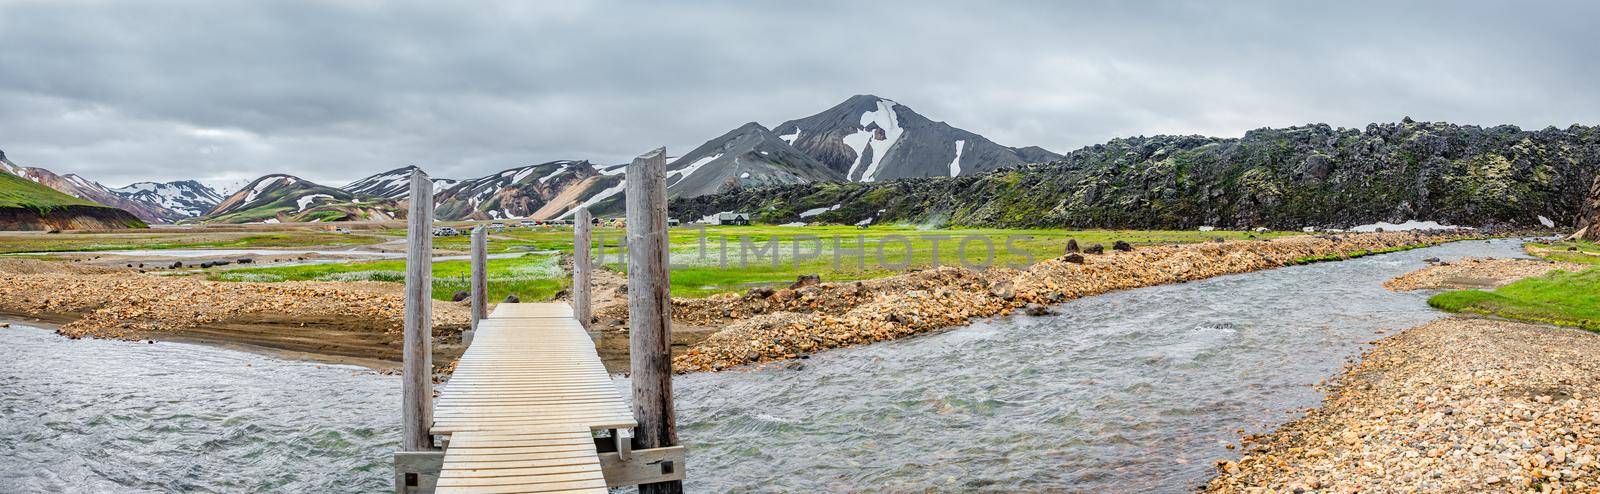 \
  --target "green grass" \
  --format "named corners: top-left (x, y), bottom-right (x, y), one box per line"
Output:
top-left (1429, 267), bottom-right (1600, 332)
top-left (0, 171), bottom-right (100, 208)
top-left (0, 231), bottom-right (384, 254)
top-left (212, 253), bottom-right (568, 302)
top-left (1526, 239), bottom-right (1600, 265)
top-left (597, 224), bottom-right (1299, 297)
